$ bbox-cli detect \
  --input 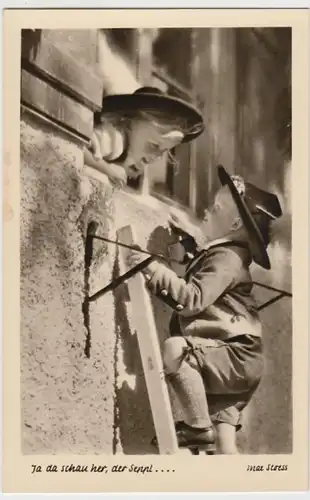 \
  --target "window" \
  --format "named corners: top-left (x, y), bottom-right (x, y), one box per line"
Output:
top-left (95, 28), bottom-right (202, 215)
top-left (131, 28), bottom-right (198, 212)
top-left (147, 68), bottom-right (194, 208)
